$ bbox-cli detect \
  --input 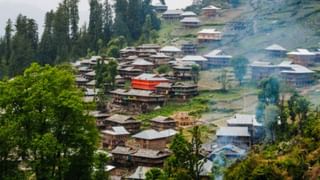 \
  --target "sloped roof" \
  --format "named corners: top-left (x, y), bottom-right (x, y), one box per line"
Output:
top-left (133, 148), bottom-right (170, 158)
top-left (227, 114), bottom-right (262, 127)
top-left (132, 129), bottom-right (177, 140)
top-left (132, 59), bottom-right (154, 66)
top-left (163, 9), bottom-right (183, 15)
top-left (89, 111), bottom-right (109, 118)
top-left (204, 49), bottom-right (232, 58)
top-left (150, 53), bottom-right (170, 58)
top-left (202, 5), bottom-right (221, 10)
top-left (106, 114), bottom-right (137, 124)
top-left (180, 17), bottom-right (201, 23)
top-left (265, 44), bottom-right (287, 51)
top-left (287, 49), bottom-right (316, 56)
top-left (110, 89), bottom-right (164, 97)
top-left (85, 71), bottom-right (96, 76)
top-left (133, 73), bottom-right (169, 81)
top-left (211, 144), bottom-right (246, 156)
top-left (181, 55), bottom-right (207, 62)
top-left (172, 82), bottom-right (197, 88)
top-left (111, 146), bottom-right (136, 155)
top-left (102, 126), bottom-right (130, 135)
top-left (155, 82), bottom-right (173, 88)
top-left (75, 76), bottom-right (89, 82)
top-left (160, 46), bottom-right (182, 52)
top-left (198, 28), bottom-right (221, 34)
top-left (127, 166), bottom-right (152, 180)
top-left (151, 116), bottom-right (175, 123)
top-left (278, 61), bottom-right (314, 74)
top-left (216, 127), bottom-right (250, 137)
top-left (181, 11), bottom-right (197, 17)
